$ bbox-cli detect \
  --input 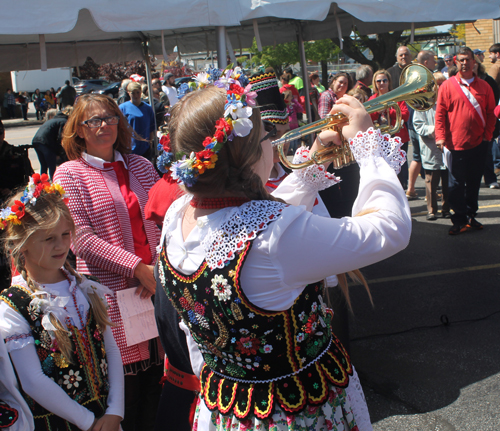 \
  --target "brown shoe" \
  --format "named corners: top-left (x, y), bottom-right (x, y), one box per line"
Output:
top-left (405, 190), bottom-right (419, 200)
